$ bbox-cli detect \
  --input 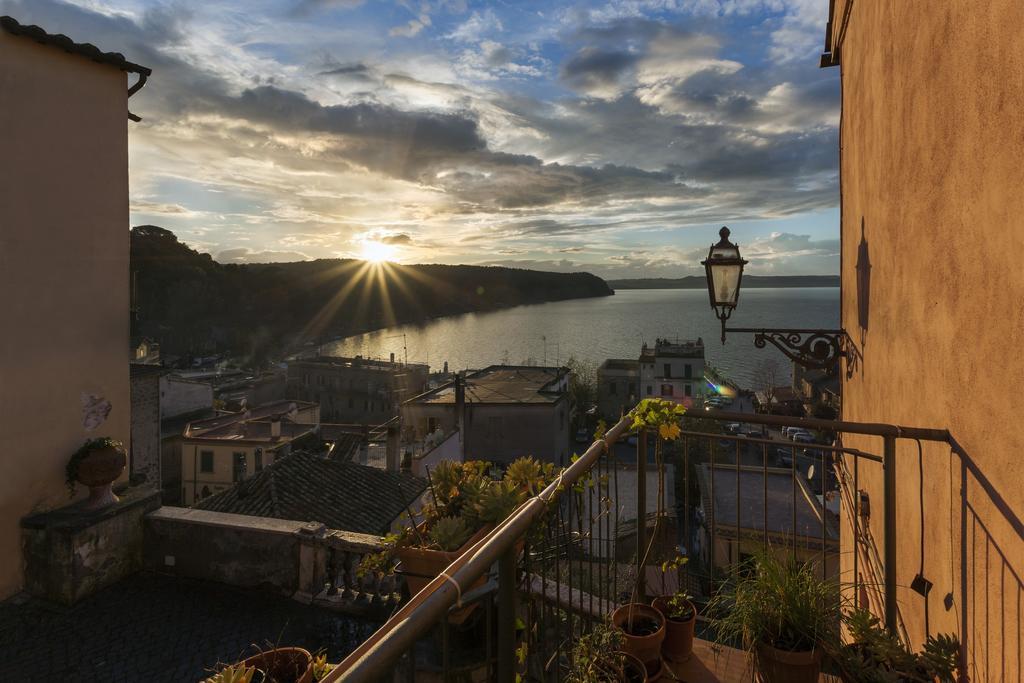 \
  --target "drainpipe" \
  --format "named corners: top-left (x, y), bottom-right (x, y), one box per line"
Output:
top-left (127, 72), bottom-right (148, 122)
